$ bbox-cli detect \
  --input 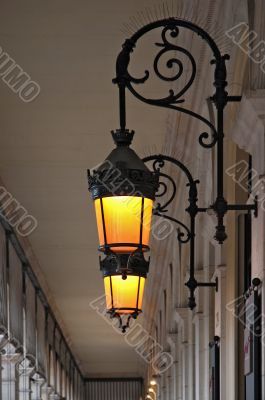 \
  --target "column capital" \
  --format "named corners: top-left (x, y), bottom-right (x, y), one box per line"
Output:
top-left (167, 333), bottom-right (178, 346)
top-left (174, 308), bottom-right (190, 324)
top-left (18, 357), bottom-right (36, 400)
top-left (212, 264), bottom-right (227, 280)
top-left (230, 93), bottom-right (265, 173)
top-left (1, 342), bottom-right (23, 364)
top-left (31, 372), bottom-right (46, 400)
top-left (192, 312), bottom-right (204, 325)
top-left (1, 342), bottom-right (23, 400)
